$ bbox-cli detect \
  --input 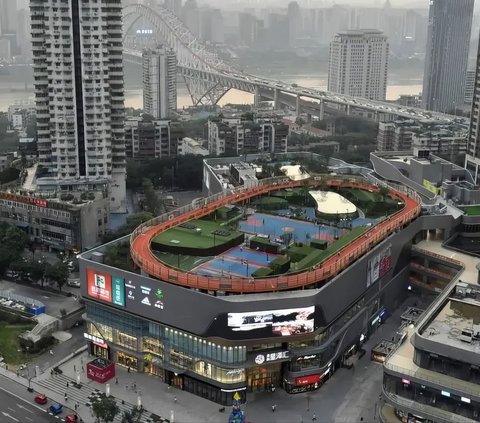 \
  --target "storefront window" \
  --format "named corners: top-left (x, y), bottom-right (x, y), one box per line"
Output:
top-left (183, 376), bottom-right (246, 406)
top-left (192, 361), bottom-right (245, 384)
top-left (142, 337), bottom-right (164, 358)
top-left (162, 327), bottom-right (247, 365)
top-left (145, 363), bottom-right (164, 379)
top-left (116, 332), bottom-right (137, 350)
top-left (290, 354), bottom-right (322, 372)
top-left (117, 352), bottom-right (138, 371)
top-left (88, 321), bottom-right (113, 342)
top-left (169, 348), bottom-right (193, 369)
